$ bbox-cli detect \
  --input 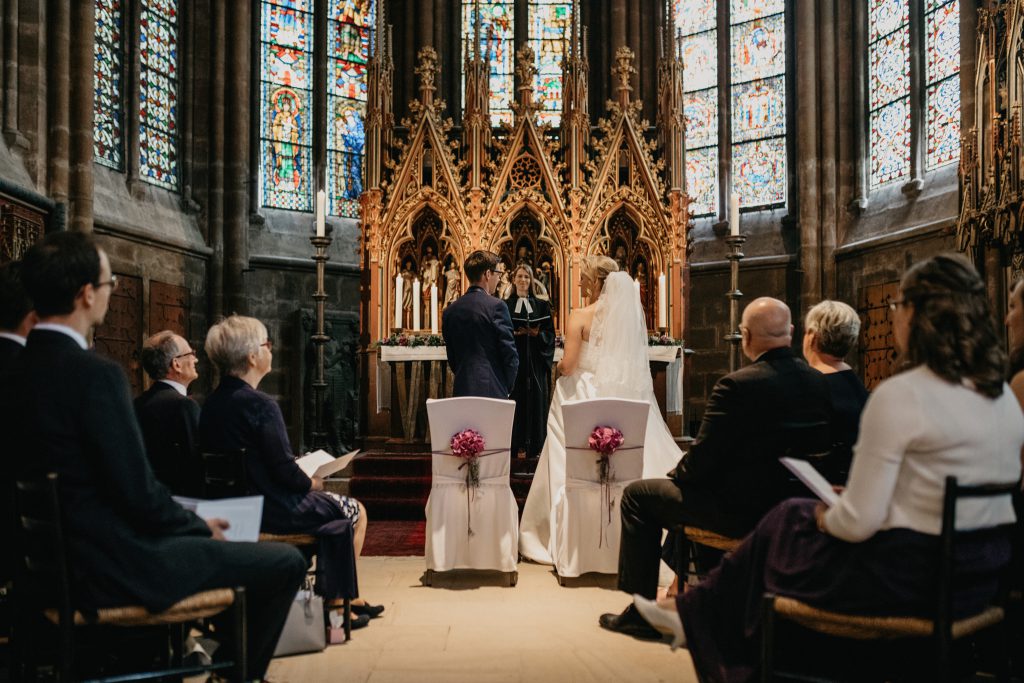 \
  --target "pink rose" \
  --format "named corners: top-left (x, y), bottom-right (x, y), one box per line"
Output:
top-left (588, 425), bottom-right (624, 456)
